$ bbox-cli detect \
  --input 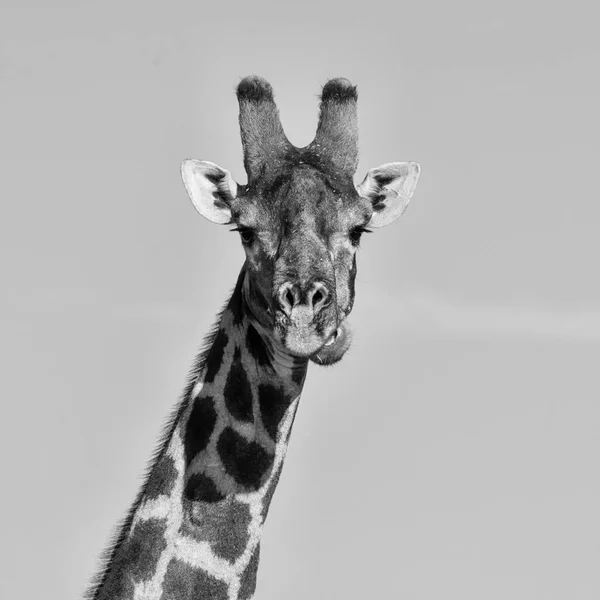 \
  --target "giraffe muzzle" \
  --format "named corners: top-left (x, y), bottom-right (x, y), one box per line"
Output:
top-left (276, 281), bottom-right (331, 317)
top-left (273, 279), bottom-right (342, 357)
